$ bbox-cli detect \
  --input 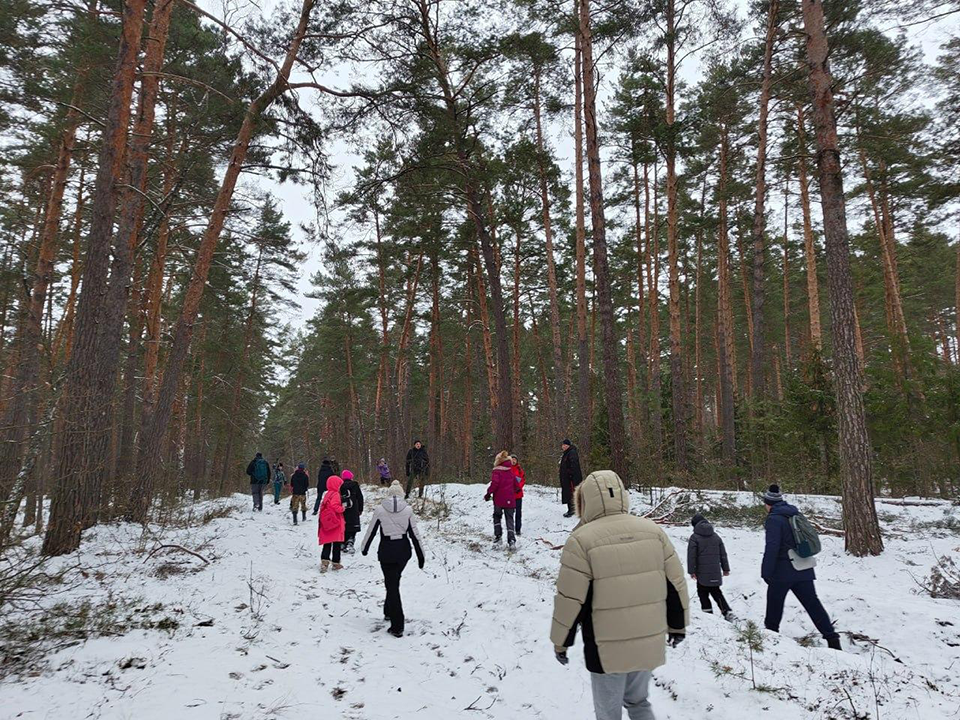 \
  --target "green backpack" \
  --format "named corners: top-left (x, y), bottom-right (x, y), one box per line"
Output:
top-left (253, 457), bottom-right (269, 483)
top-left (789, 513), bottom-right (822, 559)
